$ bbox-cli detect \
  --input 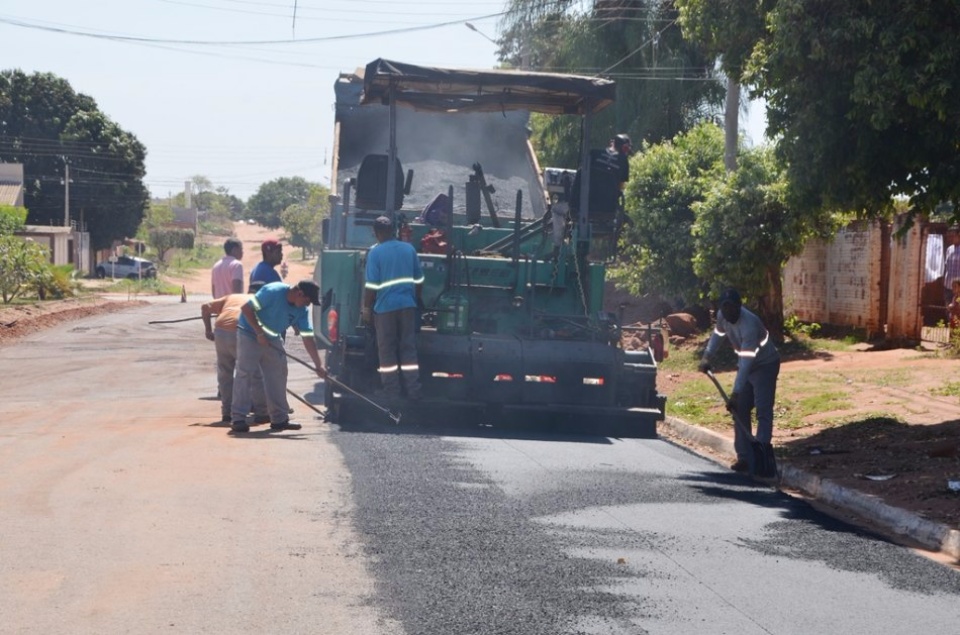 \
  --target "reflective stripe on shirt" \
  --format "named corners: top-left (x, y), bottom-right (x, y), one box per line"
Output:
top-left (735, 331), bottom-right (769, 358)
top-left (364, 275), bottom-right (425, 291)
